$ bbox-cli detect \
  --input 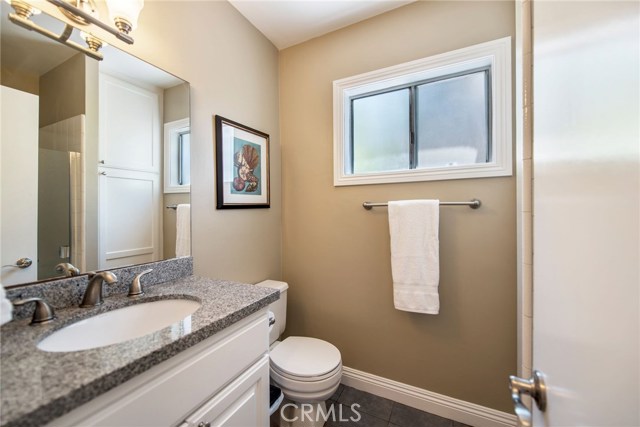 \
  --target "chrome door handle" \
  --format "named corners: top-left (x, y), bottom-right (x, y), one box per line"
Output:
top-left (509, 370), bottom-right (547, 427)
